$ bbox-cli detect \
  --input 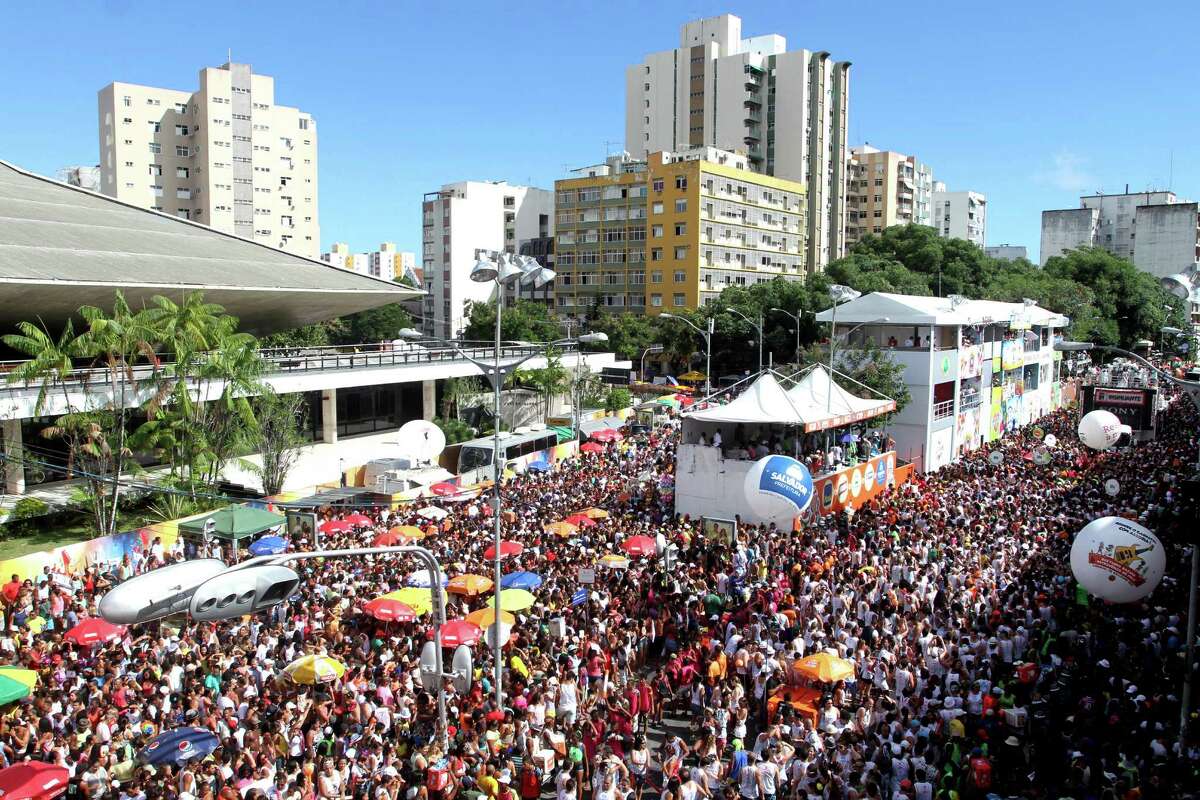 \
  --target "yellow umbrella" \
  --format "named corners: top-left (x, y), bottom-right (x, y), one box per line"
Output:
top-left (545, 521), bottom-right (578, 538)
top-left (284, 654), bottom-right (346, 685)
top-left (382, 588), bottom-right (434, 616)
top-left (792, 652), bottom-right (855, 683)
top-left (678, 370), bottom-right (707, 382)
top-left (579, 508), bottom-right (609, 519)
top-left (597, 554), bottom-right (630, 569)
top-left (447, 574), bottom-right (494, 597)
top-left (0, 667), bottom-right (38, 690)
top-left (394, 525), bottom-right (425, 540)
top-left (24, 617), bottom-right (47, 635)
top-left (494, 589), bottom-right (536, 612)
top-left (466, 607), bottom-right (516, 628)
